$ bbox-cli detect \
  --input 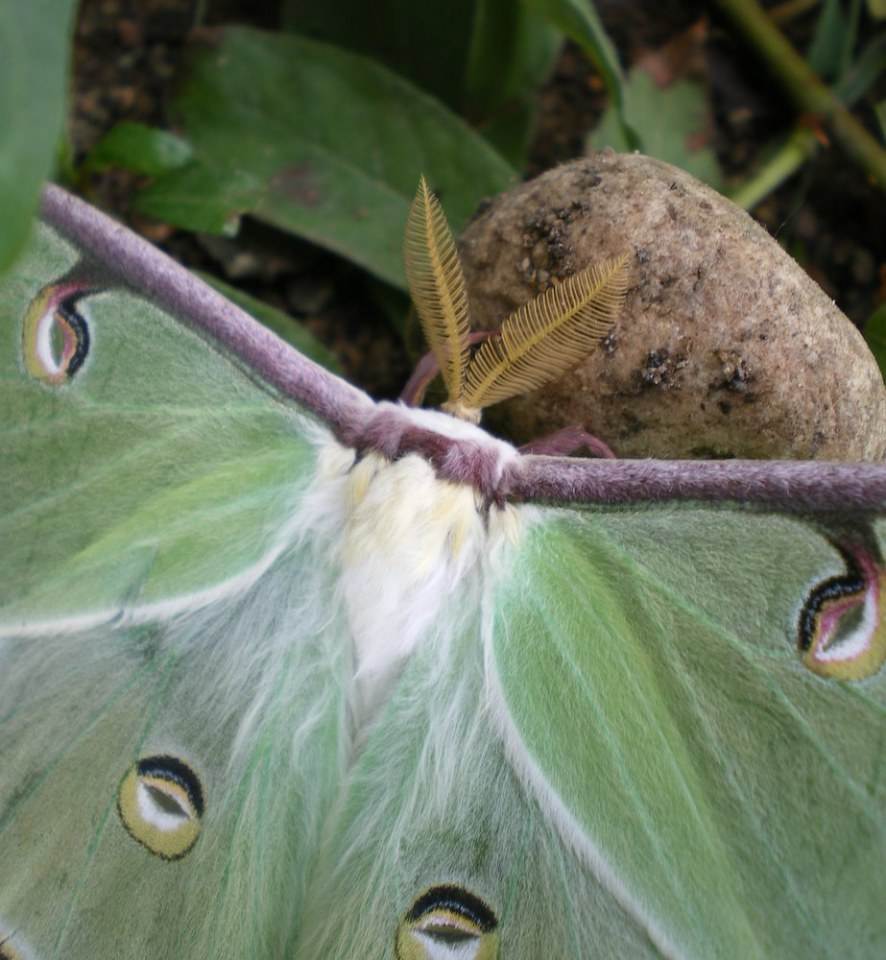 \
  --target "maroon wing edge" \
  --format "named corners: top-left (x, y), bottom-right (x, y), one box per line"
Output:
top-left (41, 185), bottom-right (886, 512)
